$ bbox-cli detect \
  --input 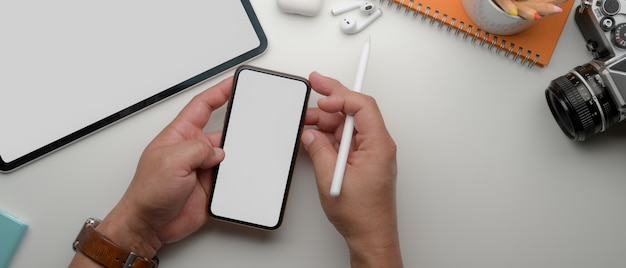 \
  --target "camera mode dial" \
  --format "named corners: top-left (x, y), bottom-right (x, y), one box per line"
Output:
top-left (600, 0), bottom-right (620, 16)
top-left (611, 23), bottom-right (626, 48)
